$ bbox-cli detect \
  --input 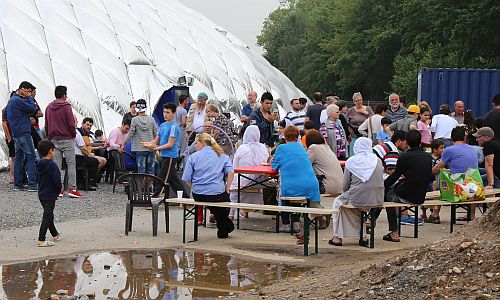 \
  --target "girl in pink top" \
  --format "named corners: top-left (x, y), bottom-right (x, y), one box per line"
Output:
top-left (418, 107), bottom-right (432, 147)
